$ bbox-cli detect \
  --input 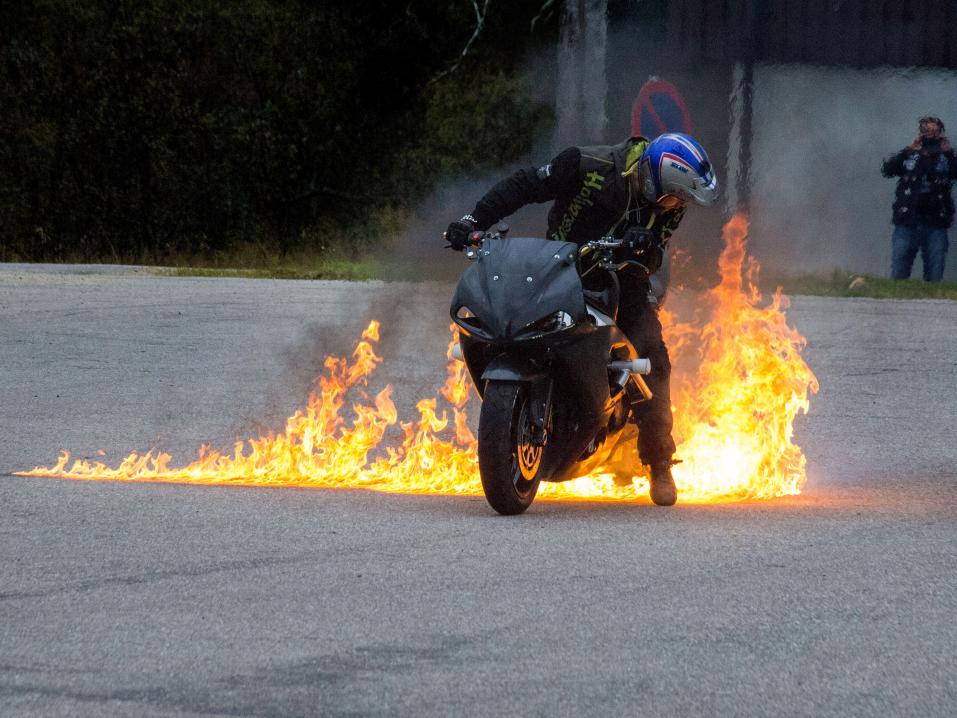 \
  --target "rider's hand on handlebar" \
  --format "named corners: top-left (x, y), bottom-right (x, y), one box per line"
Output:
top-left (619, 226), bottom-right (663, 274)
top-left (621, 226), bottom-right (654, 253)
top-left (444, 217), bottom-right (478, 251)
